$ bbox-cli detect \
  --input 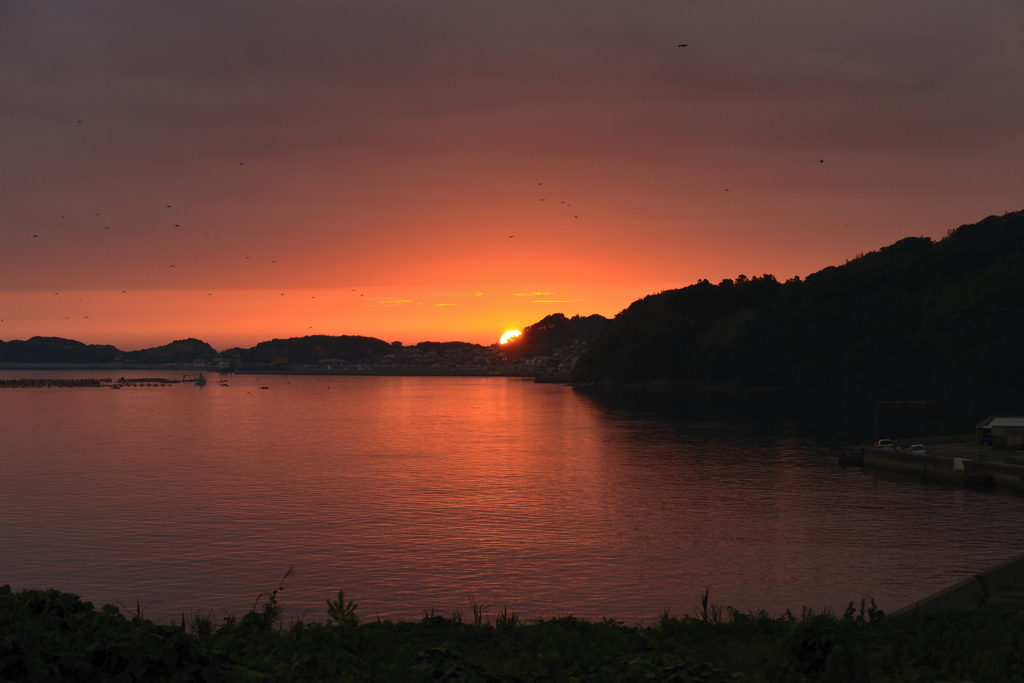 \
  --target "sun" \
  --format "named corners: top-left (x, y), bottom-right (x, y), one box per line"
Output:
top-left (500, 330), bottom-right (521, 345)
